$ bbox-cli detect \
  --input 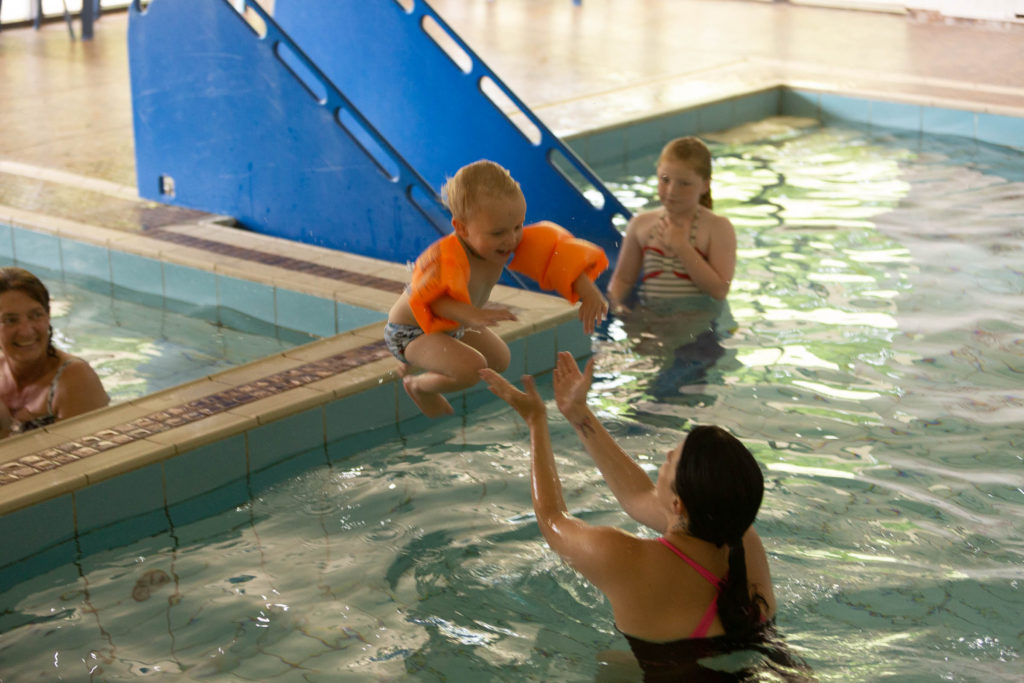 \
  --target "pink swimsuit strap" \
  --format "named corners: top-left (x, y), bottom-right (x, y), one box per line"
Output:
top-left (657, 537), bottom-right (723, 638)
